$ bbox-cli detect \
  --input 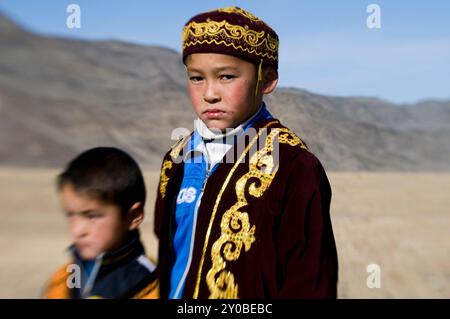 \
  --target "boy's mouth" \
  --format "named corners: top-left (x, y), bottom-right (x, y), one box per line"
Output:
top-left (204, 109), bottom-right (225, 119)
top-left (76, 242), bottom-right (90, 251)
